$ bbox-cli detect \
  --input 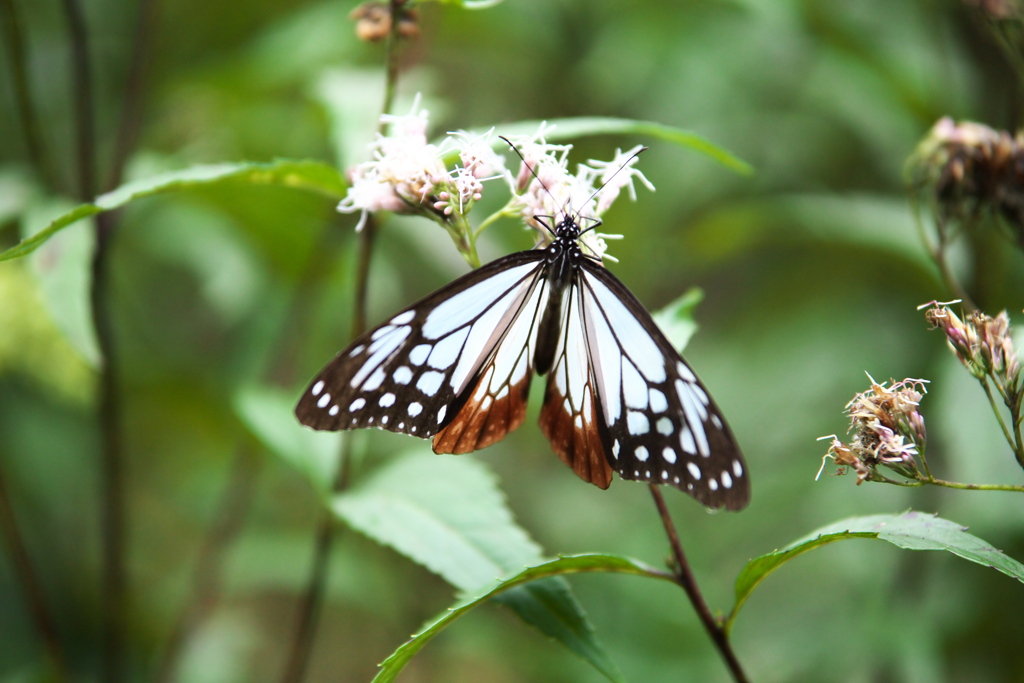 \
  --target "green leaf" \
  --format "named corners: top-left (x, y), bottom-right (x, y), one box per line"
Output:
top-left (335, 453), bottom-right (625, 682)
top-left (23, 199), bottom-right (100, 366)
top-left (451, 117), bottom-right (752, 175)
top-left (652, 287), bottom-right (703, 353)
top-left (727, 511), bottom-right (1024, 632)
top-left (373, 554), bottom-right (667, 683)
top-left (0, 160), bottom-right (347, 263)
top-left (233, 385), bottom-right (340, 493)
